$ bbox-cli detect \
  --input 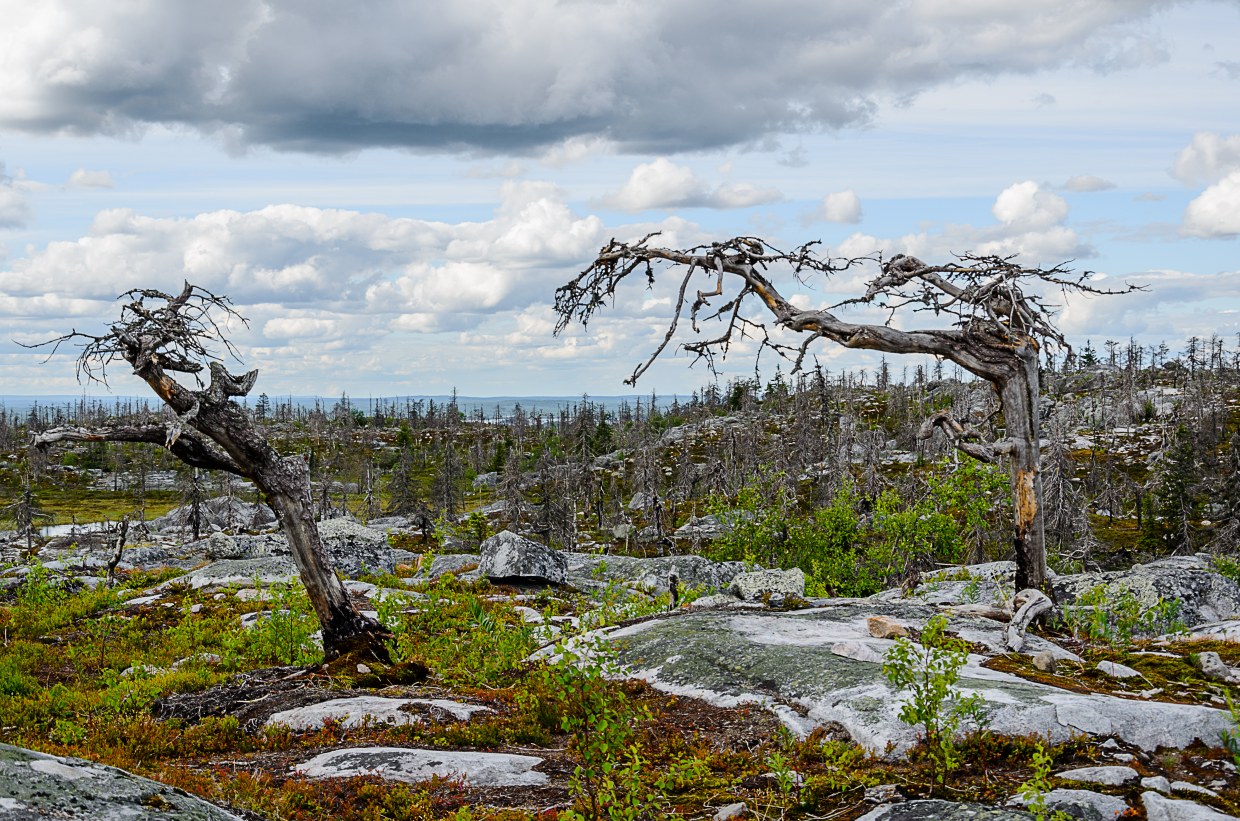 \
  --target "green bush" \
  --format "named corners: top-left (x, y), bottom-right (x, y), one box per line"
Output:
top-left (1061, 584), bottom-right (1184, 653)
top-left (882, 614), bottom-right (987, 782)
top-left (527, 638), bottom-right (664, 821)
